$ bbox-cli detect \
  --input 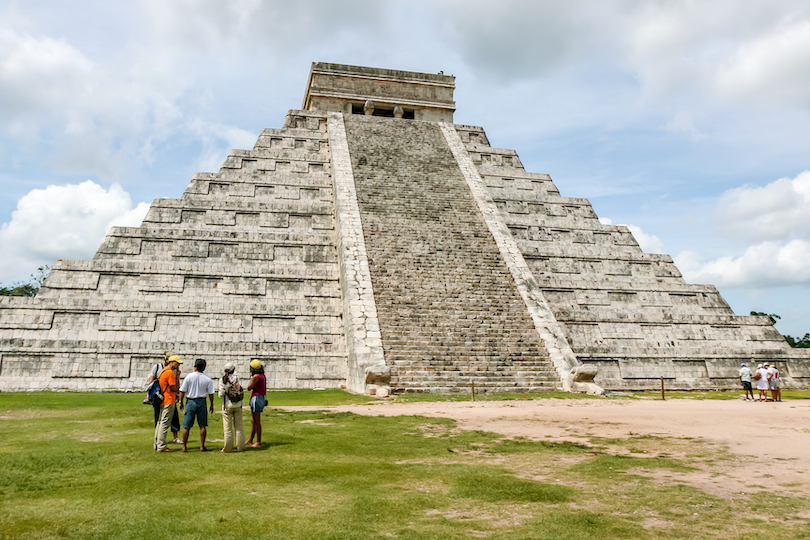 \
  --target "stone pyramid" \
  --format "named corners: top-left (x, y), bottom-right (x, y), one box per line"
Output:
top-left (1, 63), bottom-right (808, 394)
